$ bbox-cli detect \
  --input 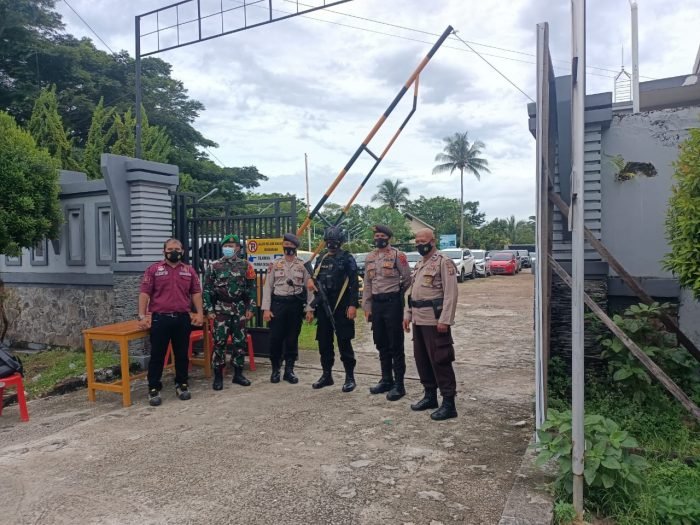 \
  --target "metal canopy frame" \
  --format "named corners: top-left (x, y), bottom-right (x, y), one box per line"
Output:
top-left (134, 0), bottom-right (352, 156)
